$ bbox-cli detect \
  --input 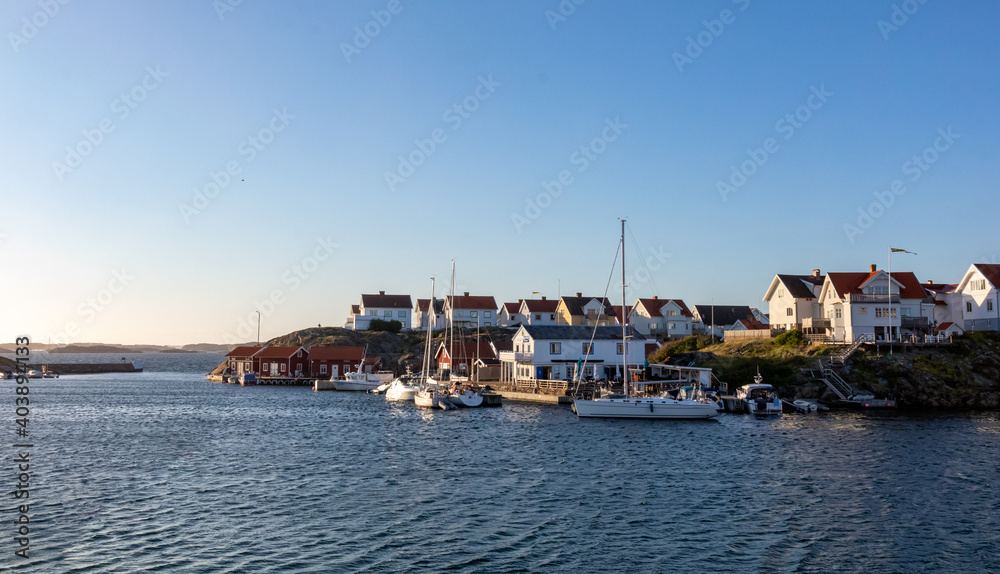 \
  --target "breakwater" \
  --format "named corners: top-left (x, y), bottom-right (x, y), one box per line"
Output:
top-left (41, 362), bottom-right (143, 375)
